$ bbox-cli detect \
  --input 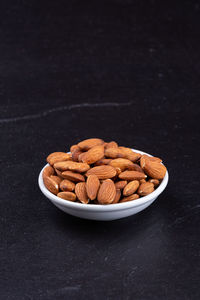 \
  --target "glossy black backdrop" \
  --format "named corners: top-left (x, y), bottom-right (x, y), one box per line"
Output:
top-left (0, 1), bottom-right (200, 299)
